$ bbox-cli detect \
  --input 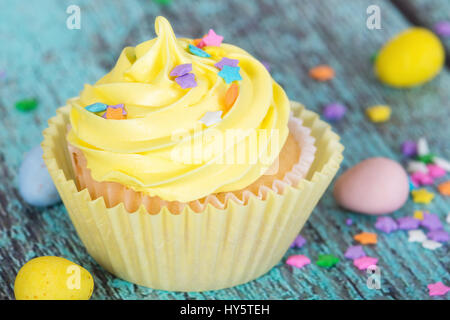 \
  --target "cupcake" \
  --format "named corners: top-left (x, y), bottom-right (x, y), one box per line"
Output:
top-left (42, 16), bottom-right (343, 291)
